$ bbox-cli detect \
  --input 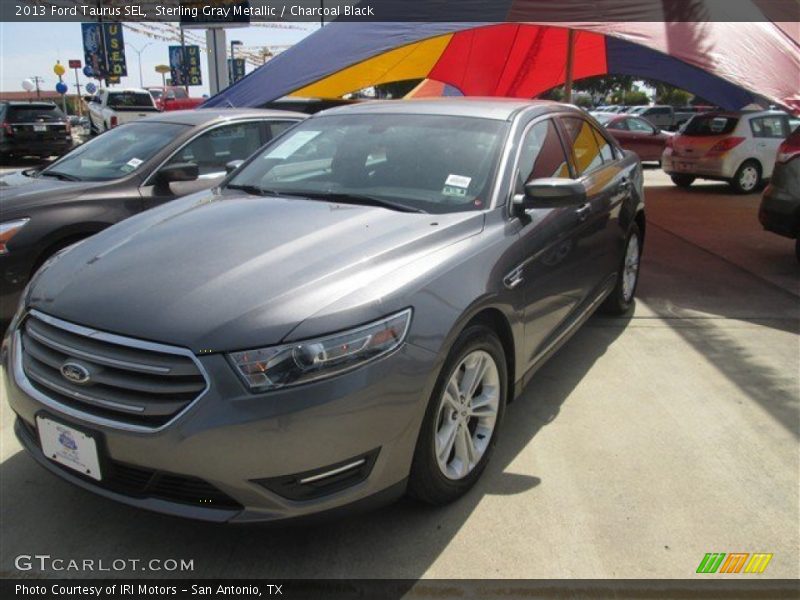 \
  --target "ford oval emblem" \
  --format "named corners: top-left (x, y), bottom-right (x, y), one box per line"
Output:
top-left (60, 361), bottom-right (90, 385)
